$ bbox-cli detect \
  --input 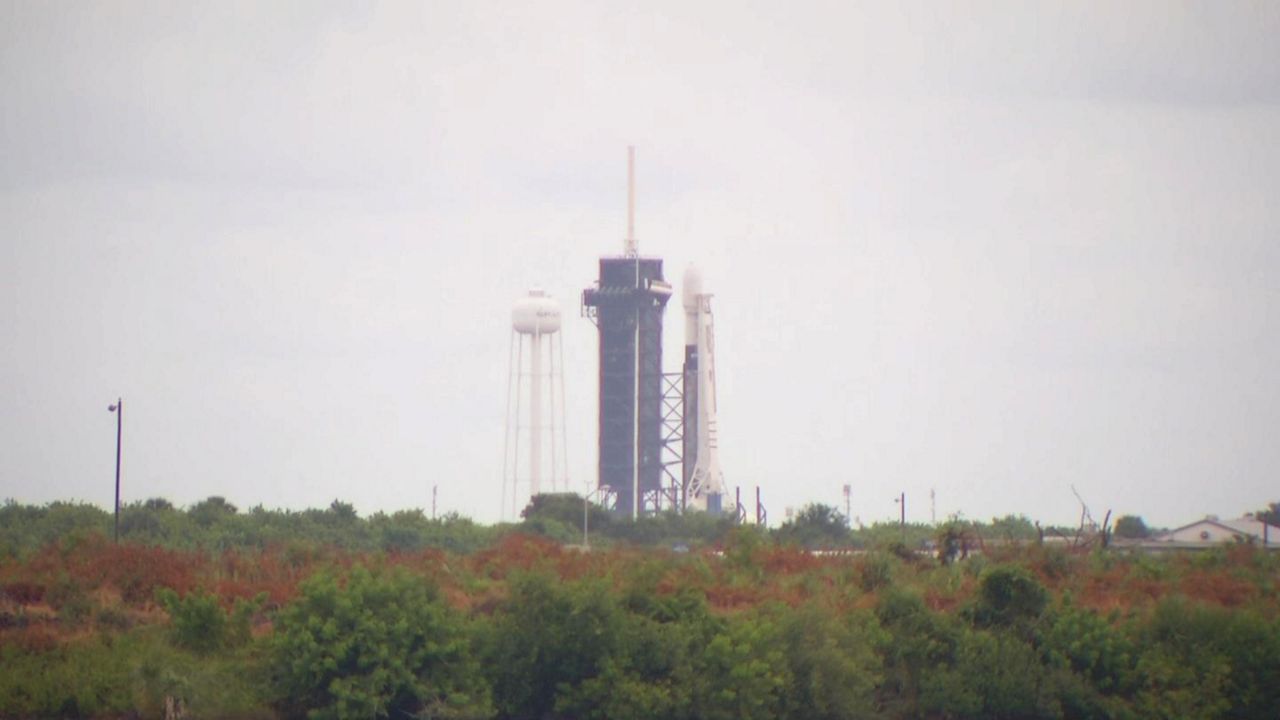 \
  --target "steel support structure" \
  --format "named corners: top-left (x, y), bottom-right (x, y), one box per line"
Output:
top-left (659, 371), bottom-right (684, 512)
